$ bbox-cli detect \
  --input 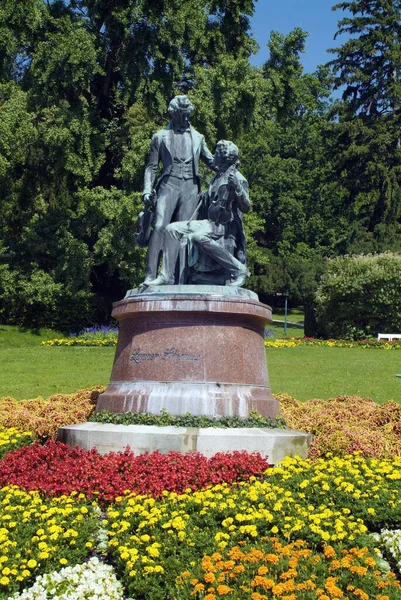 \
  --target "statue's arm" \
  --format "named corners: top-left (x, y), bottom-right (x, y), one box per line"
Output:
top-left (233, 175), bottom-right (251, 214)
top-left (200, 137), bottom-right (216, 170)
top-left (143, 134), bottom-right (160, 197)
